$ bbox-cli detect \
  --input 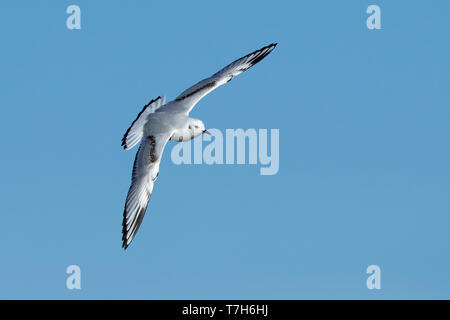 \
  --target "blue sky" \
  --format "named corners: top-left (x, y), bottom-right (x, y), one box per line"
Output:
top-left (0, 0), bottom-right (449, 299)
